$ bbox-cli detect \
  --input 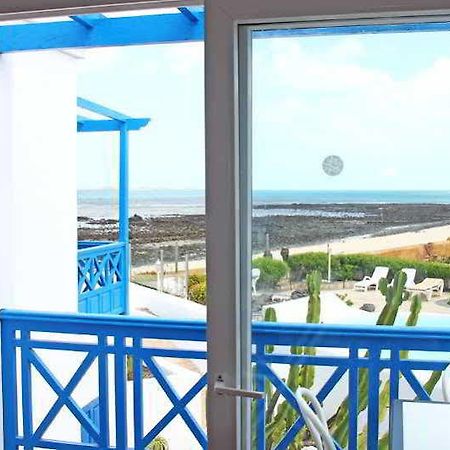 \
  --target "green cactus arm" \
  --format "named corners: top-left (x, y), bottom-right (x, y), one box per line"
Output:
top-left (264, 307), bottom-right (277, 354)
top-left (265, 271), bottom-right (322, 447)
top-left (330, 271), bottom-right (408, 447)
top-left (400, 294), bottom-right (422, 359)
top-left (422, 370), bottom-right (443, 397)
